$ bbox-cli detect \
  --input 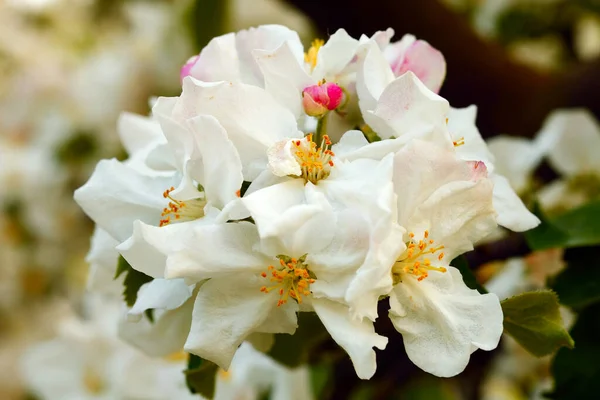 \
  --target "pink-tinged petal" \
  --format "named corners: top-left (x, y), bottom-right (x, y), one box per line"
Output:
top-left (180, 55), bottom-right (199, 83)
top-left (389, 38), bottom-right (446, 93)
top-left (467, 161), bottom-right (488, 181)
